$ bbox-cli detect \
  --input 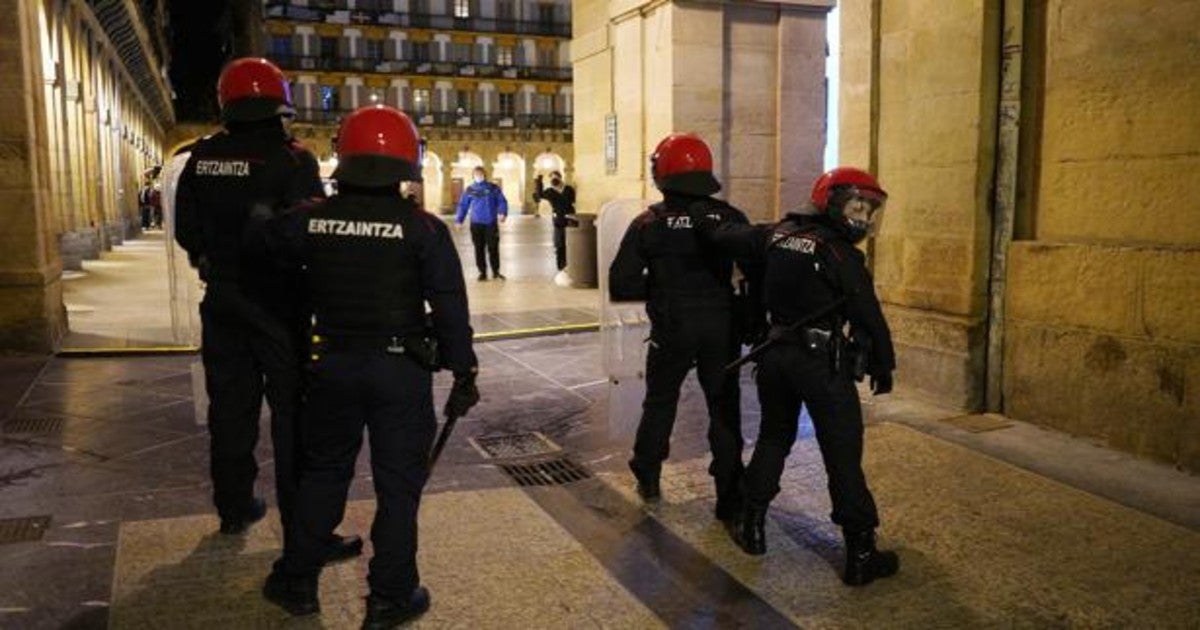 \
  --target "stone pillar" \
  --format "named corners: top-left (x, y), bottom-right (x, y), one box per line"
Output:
top-left (838, 0), bottom-right (1001, 410)
top-left (572, 0), bottom-right (832, 222)
top-left (0, 0), bottom-right (68, 352)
